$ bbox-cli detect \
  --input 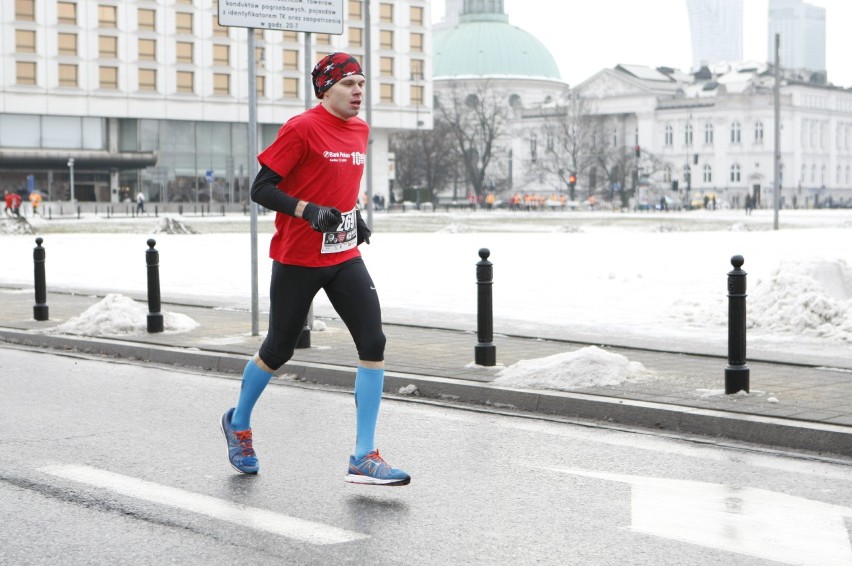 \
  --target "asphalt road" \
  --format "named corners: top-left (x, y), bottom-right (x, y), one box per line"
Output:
top-left (2, 345), bottom-right (852, 565)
